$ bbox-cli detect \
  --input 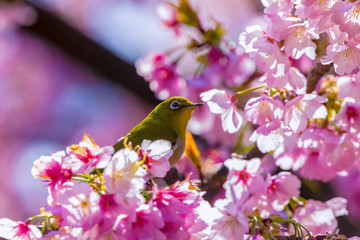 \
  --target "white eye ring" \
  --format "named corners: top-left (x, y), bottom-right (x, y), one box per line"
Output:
top-left (170, 101), bottom-right (181, 110)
